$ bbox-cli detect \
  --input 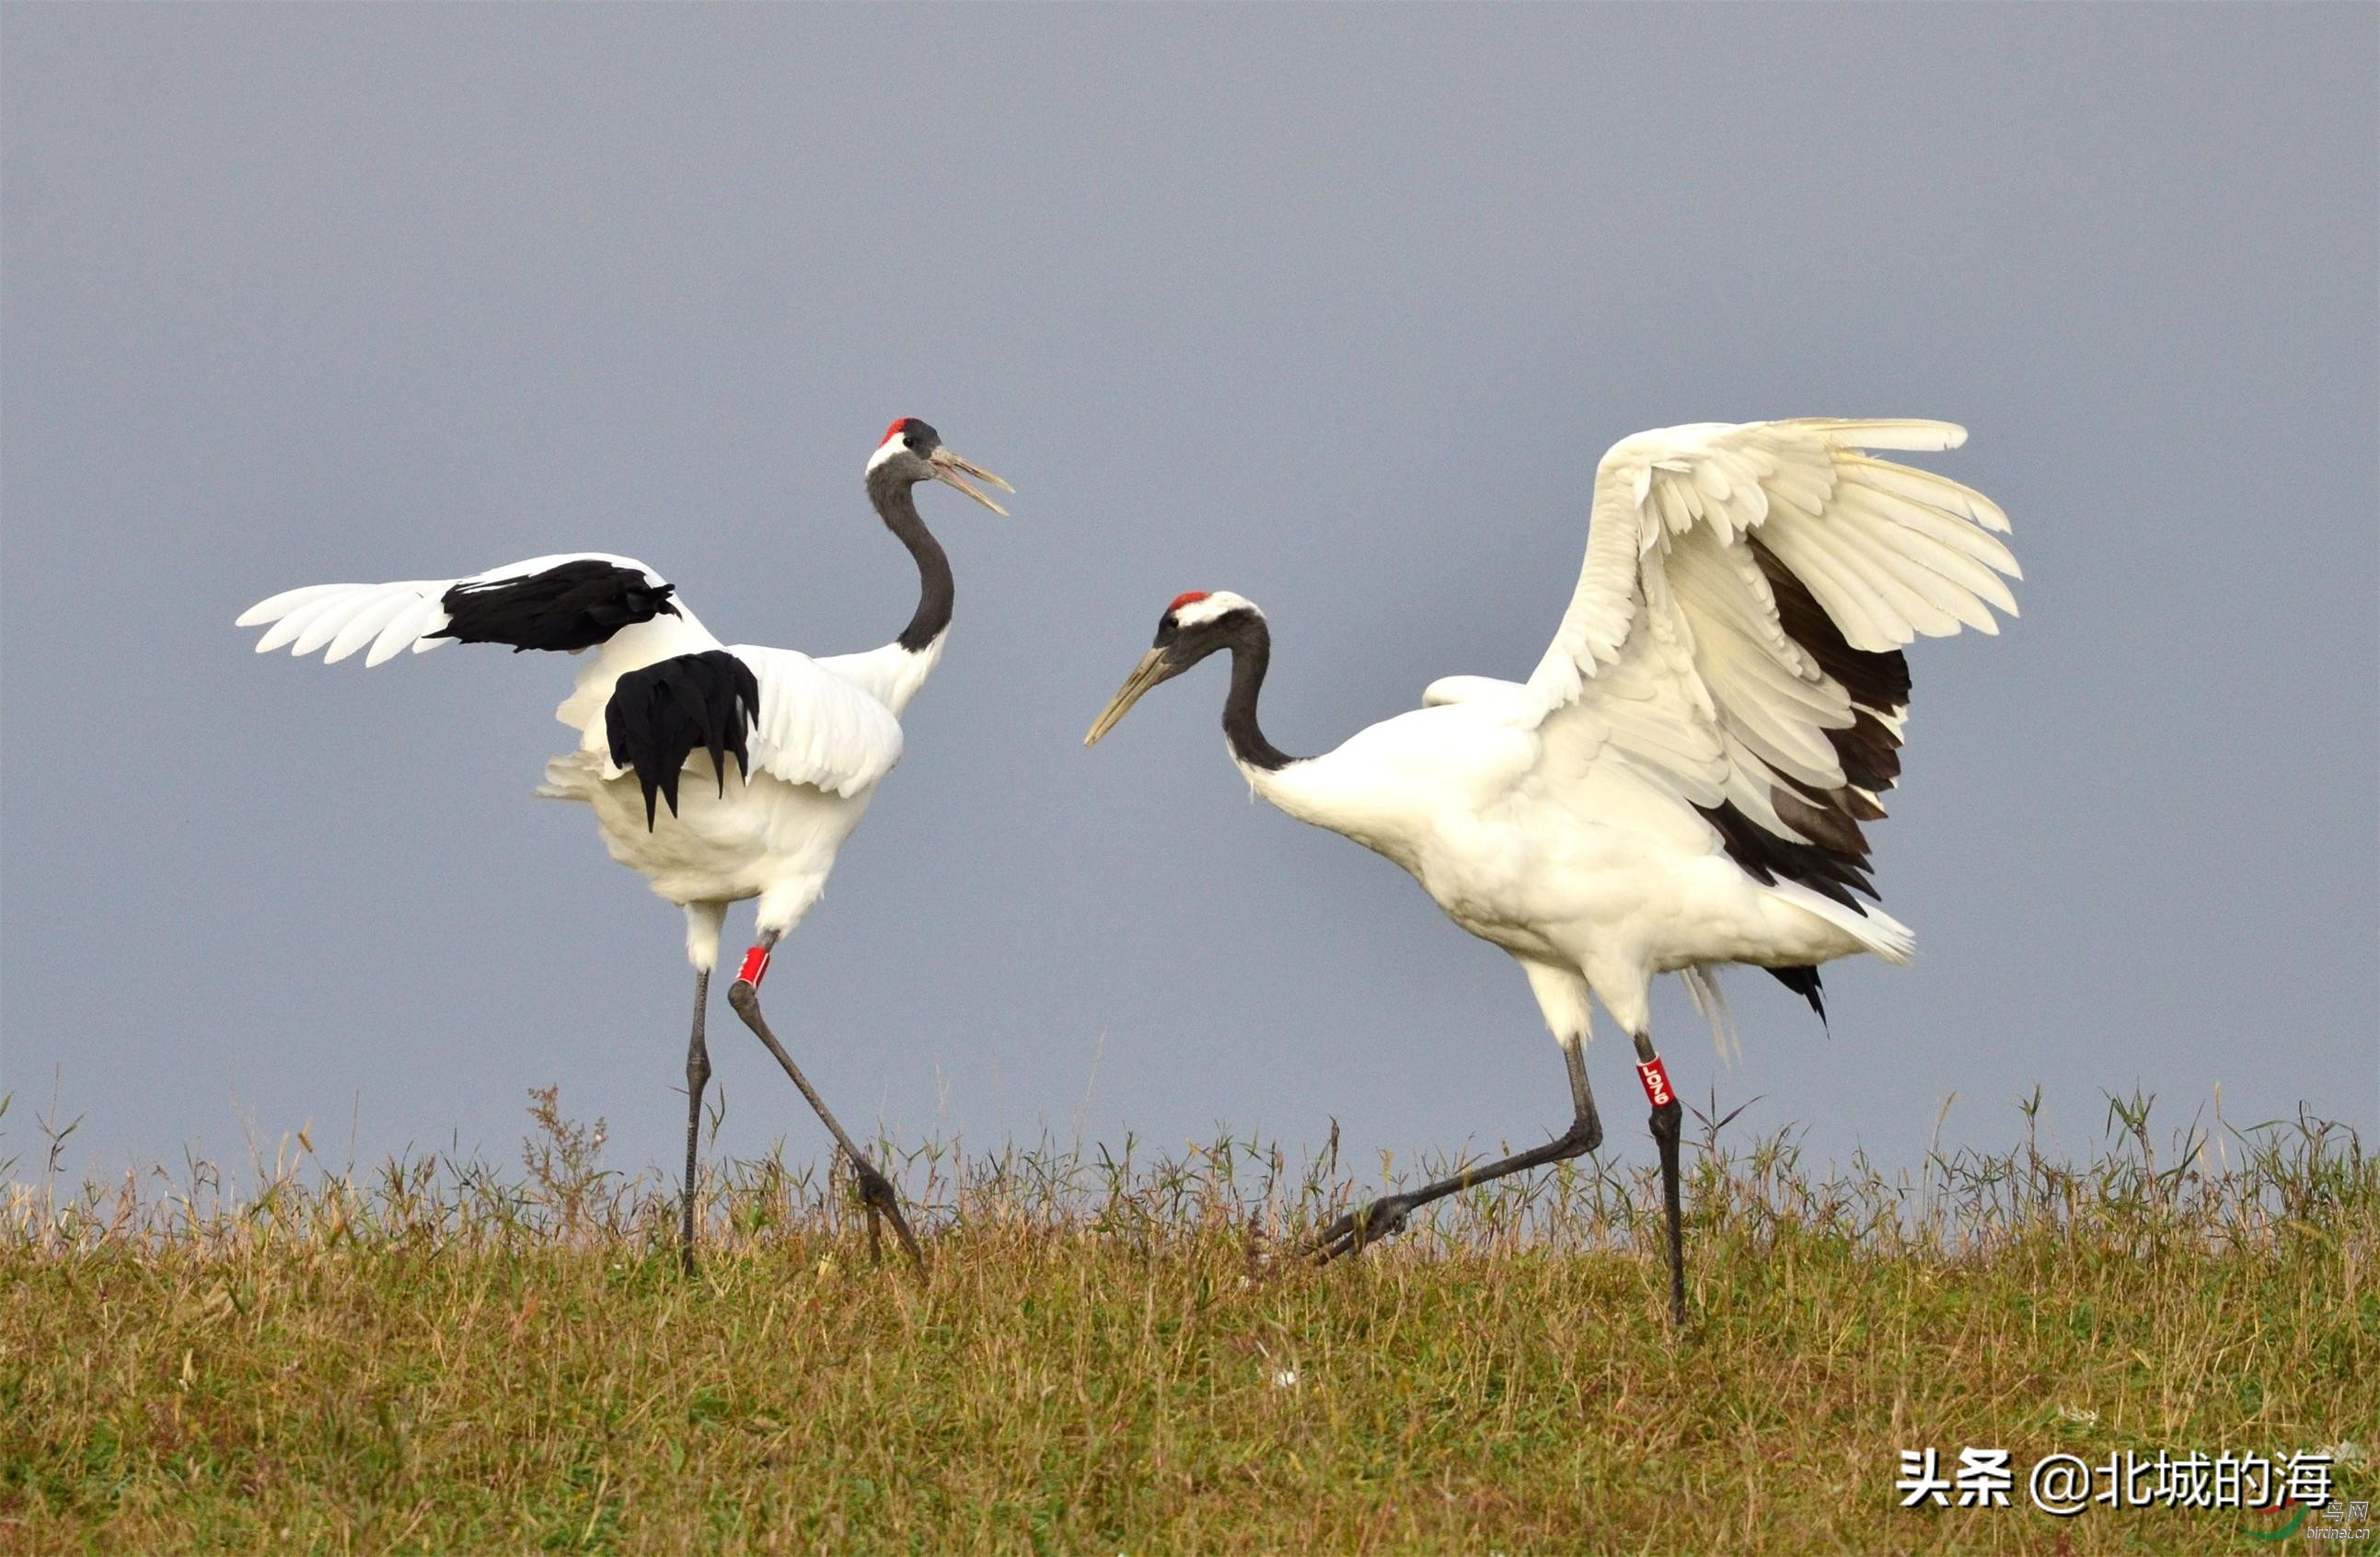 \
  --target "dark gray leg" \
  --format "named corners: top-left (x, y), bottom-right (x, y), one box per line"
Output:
top-left (678, 968), bottom-right (711, 1274)
top-left (1563, 1034), bottom-right (1600, 1146)
top-left (1306, 1037), bottom-right (1605, 1263)
top-left (1631, 1030), bottom-right (1688, 1326)
top-left (724, 934), bottom-right (925, 1273)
